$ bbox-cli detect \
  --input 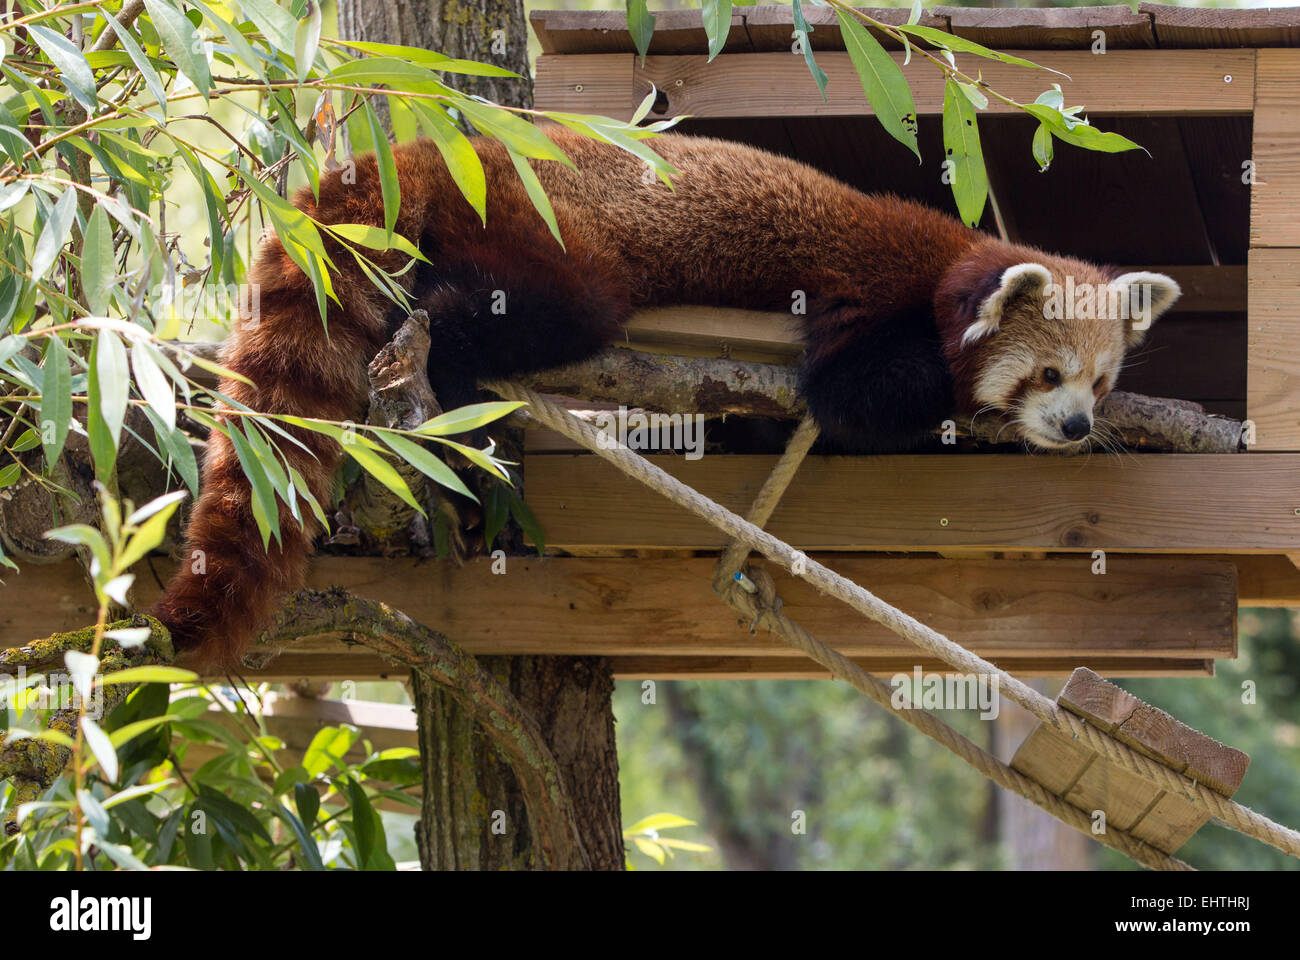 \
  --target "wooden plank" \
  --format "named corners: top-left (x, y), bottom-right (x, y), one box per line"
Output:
top-left (523, 453), bottom-right (1300, 552)
top-left (1011, 666), bottom-right (1248, 853)
top-left (936, 5), bottom-right (1155, 50)
top-left (1142, 3), bottom-right (1300, 48)
top-left (1250, 50), bottom-right (1300, 248)
top-left (0, 555), bottom-right (1237, 661)
top-left (532, 53), bottom-right (631, 117)
top-left (529, 8), bottom-right (750, 56)
top-left (233, 653), bottom-right (1214, 683)
top-left (621, 268), bottom-right (1243, 359)
top-left (1234, 554), bottom-right (1300, 605)
top-left (1058, 667), bottom-right (1250, 795)
top-left (1247, 248), bottom-right (1300, 450)
top-left (740, 5), bottom-right (949, 52)
top-left (618, 50), bottom-right (1254, 120)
